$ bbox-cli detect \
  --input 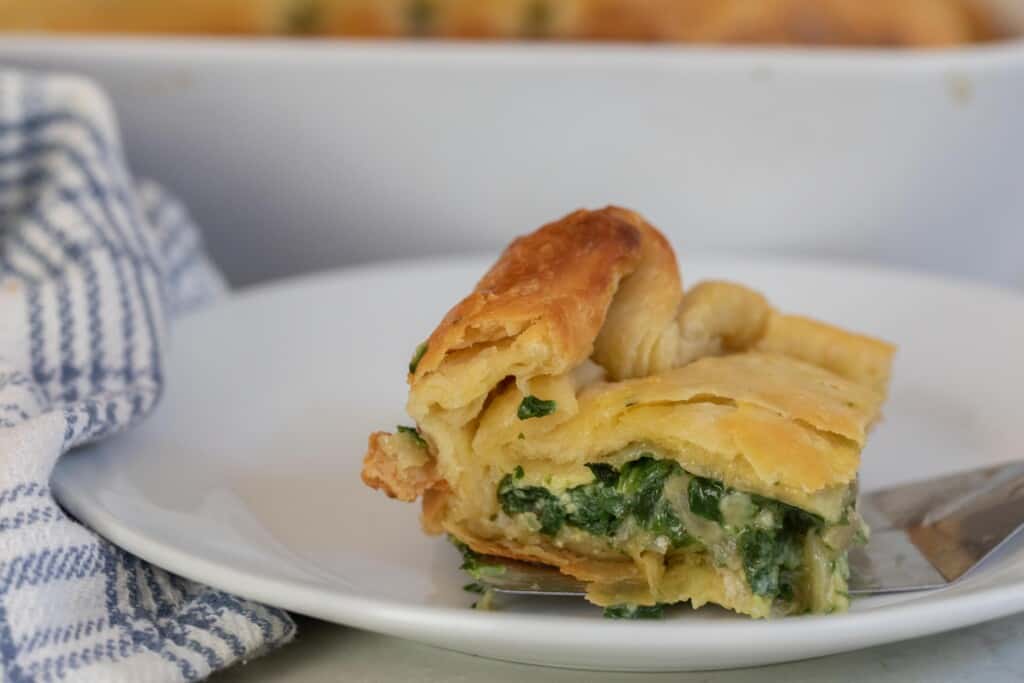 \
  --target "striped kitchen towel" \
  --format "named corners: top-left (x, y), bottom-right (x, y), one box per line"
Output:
top-left (0, 72), bottom-right (295, 681)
